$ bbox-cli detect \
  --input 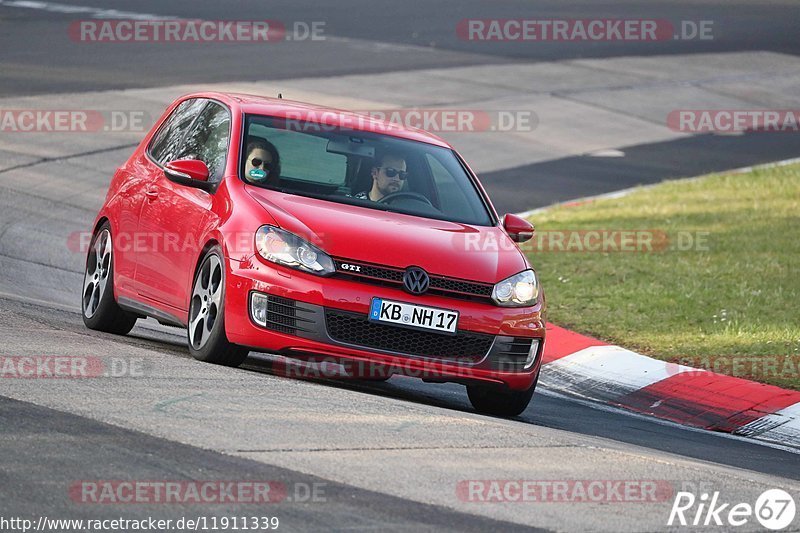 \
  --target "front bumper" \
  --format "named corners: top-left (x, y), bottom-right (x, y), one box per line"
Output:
top-left (225, 257), bottom-right (545, 390)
